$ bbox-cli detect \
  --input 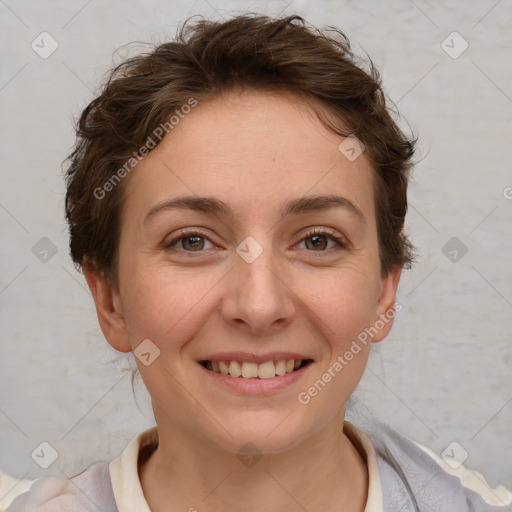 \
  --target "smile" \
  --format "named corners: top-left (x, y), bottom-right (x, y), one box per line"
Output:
top-left (199, 359), bottom-right (313, 379)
